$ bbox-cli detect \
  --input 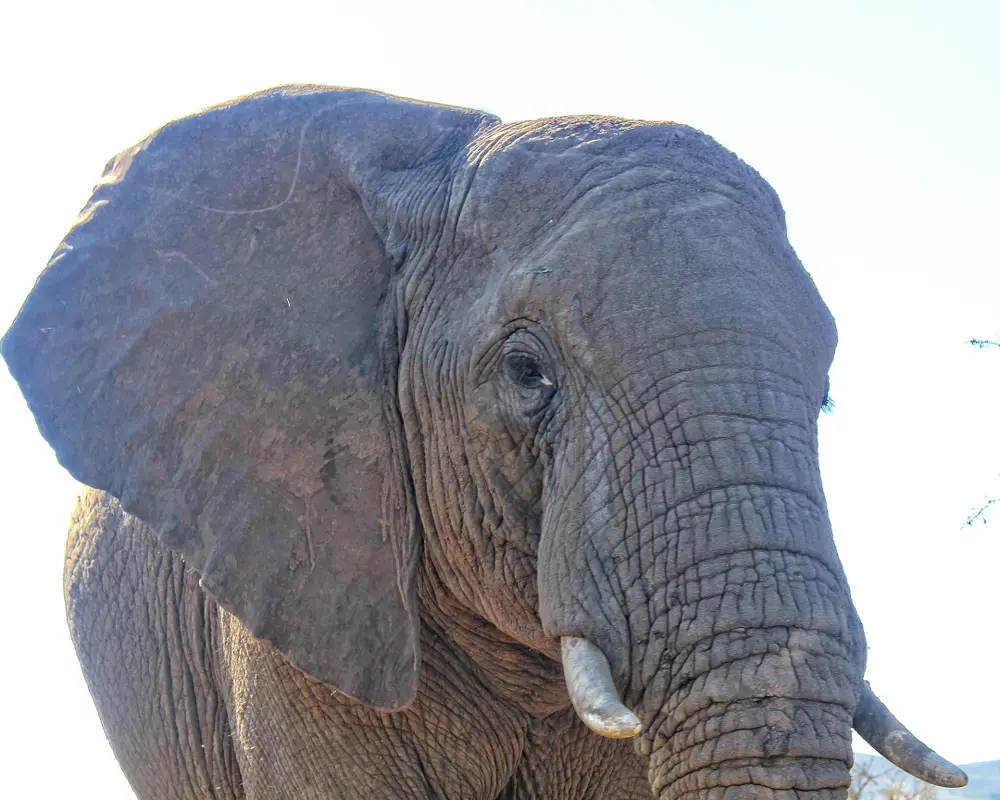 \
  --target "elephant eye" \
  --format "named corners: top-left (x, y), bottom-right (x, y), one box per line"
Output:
top-left (503, 352), bottom-right (553, 390)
